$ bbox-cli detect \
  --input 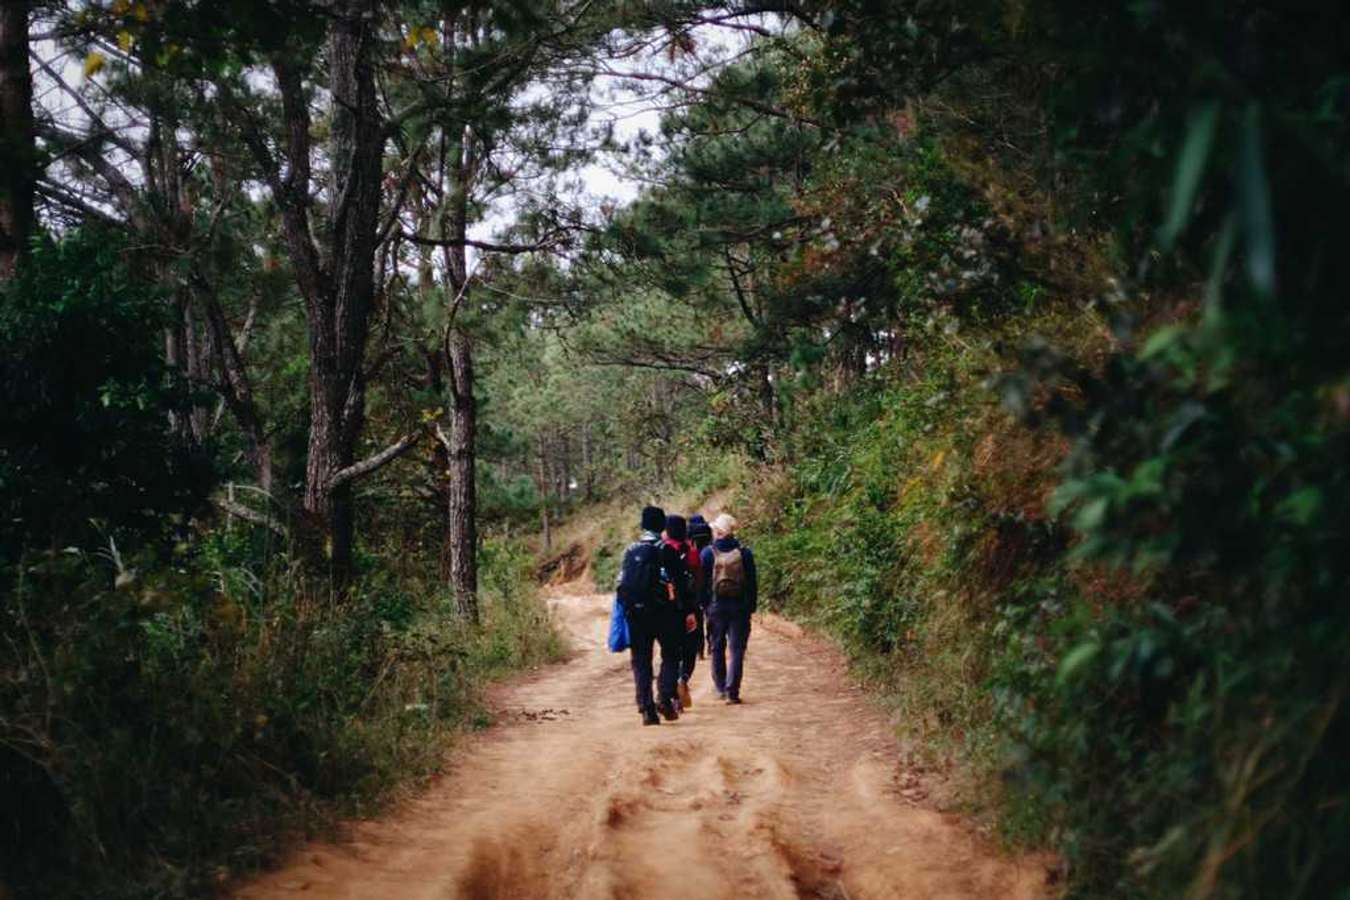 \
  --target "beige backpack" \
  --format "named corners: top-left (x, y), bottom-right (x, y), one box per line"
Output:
top-left (711, 547), bottom-right (745, 600)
